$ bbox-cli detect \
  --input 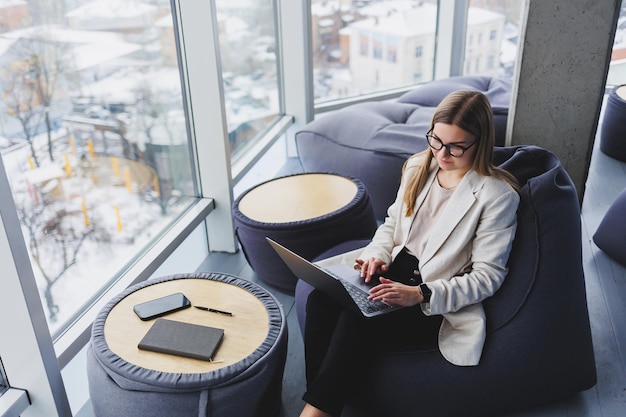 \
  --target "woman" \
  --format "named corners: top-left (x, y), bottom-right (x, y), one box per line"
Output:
top-left (300, 90), bottom-right (520, 417)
